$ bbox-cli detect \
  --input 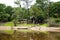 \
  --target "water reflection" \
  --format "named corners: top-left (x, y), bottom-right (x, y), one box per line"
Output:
top-left (0, 32), bottom-right (60, 40)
